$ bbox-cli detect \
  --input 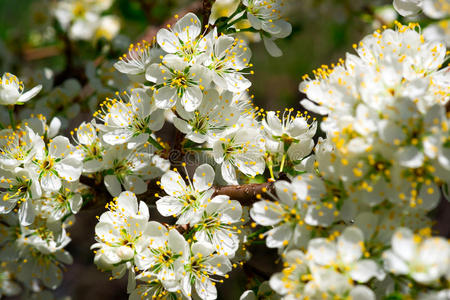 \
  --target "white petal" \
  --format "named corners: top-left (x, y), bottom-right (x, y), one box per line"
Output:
top-left (263, 36), bottom-right (282, 57)
top-left (274, 181), bottom-right (295, 207)
top-left (156, 196), bottom-right (183, 217)
top-left (307, 238), bottom-right (337, 265)
top-left (104, 175), bottom-right (122, 197)
top-left (18, 200), bottom-right (35, 226)
top-left (349, 285), bottom-right (376, 300)
top-left (41, 172), bottom-right (61, 192)
top-left (173, 13), bottom-right (202, 44)
top-left (338, 226), bottom-right (364, 264)
top-left (383, 250), bottom-right (409, 275)
top-left (392, 227), bottom-right (416, 262)
top-left (168, 229), bottom-right (188, 254)
top-left (181, 86), bottom-right (203, 112)
top-left (117, 191), bottom-right (139, 215)
top-left (266, 223), bottom-right (294, 248)
top-left (193, 164), bottom-right (215, 192)
top-left (55, 157), bottom-right (82, 182)
top-left (250, 200), bottom-right (283, 226)
top-left (287, 139), bottom-right (314, 162)
top-left (17, 85), bottom-right (42, 103)
top-left (154, 86), bottom-right (177, 109)
top-left (350, 260), bottom-right (382, 283)
top-left (397, 146), bottom-right (424, 168)
top-left (156, 28), bottom-right (179, 53)
top-left (160, 170), bottom-right (186, 196)
top-left (49, 136), bottom-right (71, 158)
top-left (69, 194), bottom-right (83, 214)
top-left (123, 175), bottom-right (148, 195)
top-left (221, 161), bottom-right (238, 185)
